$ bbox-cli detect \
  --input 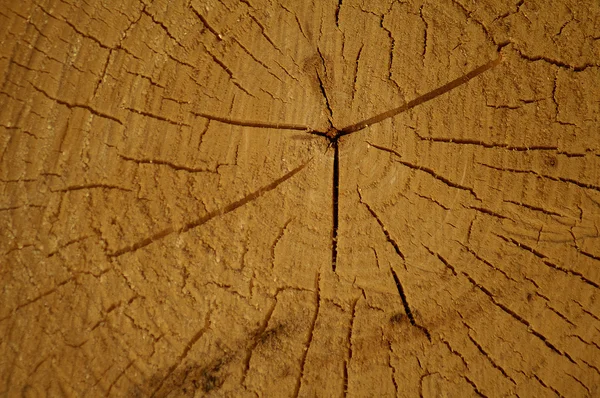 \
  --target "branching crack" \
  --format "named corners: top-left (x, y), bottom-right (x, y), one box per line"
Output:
top-left (491, 0), bottom-right (524, 24)
top-left (514, 47), bottom-right (599, 72)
